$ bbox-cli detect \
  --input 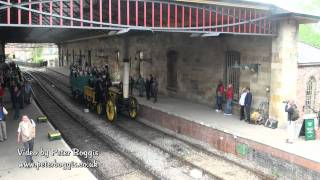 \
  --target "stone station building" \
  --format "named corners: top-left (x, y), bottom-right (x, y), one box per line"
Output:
top-left (57, 1), bottom-right (320, 127)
